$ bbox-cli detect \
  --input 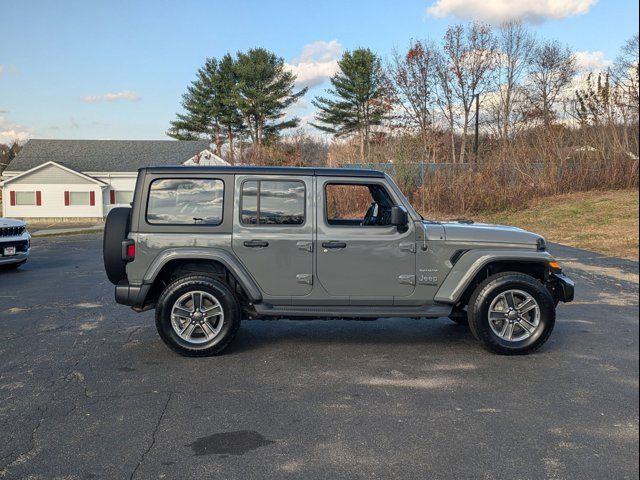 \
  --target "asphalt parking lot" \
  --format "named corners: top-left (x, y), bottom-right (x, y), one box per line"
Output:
top-left (0, 234), bottom-right (638, 480)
